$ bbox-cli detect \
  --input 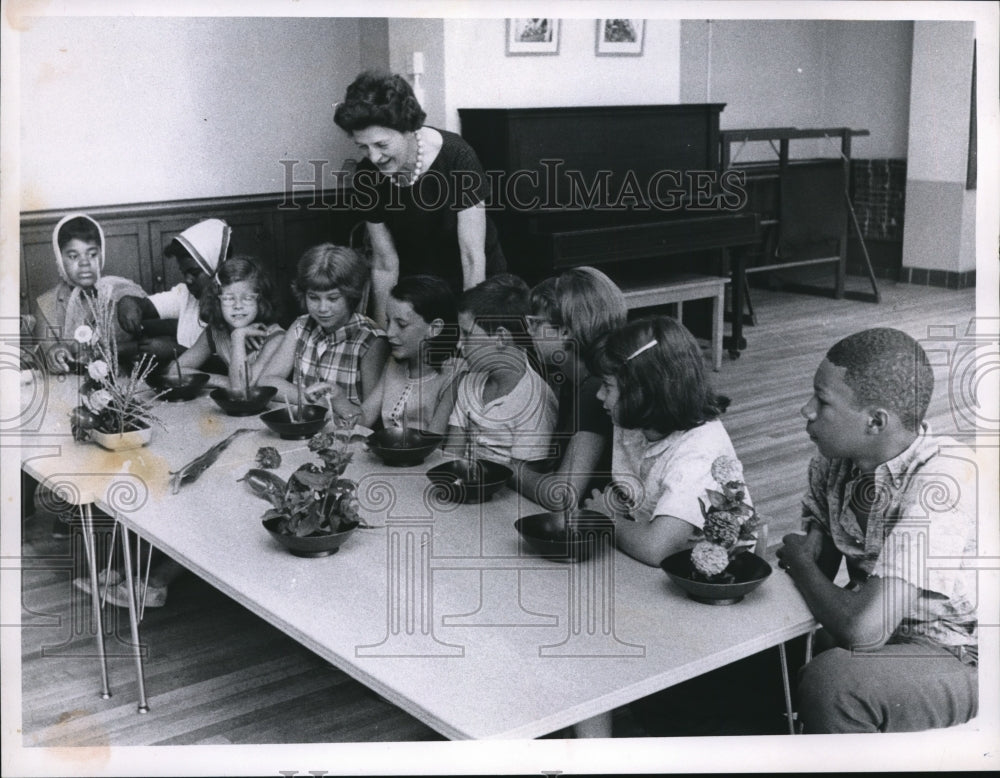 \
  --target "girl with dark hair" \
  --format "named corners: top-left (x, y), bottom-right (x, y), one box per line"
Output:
top-left (326, 274), bottom-right (463, 434)
top-left (167, 256), bottom-right (284, 393)
top-left (583, 316), bottom-right (748, 567)
top-left (334, 70), bottom-right (505, 325)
